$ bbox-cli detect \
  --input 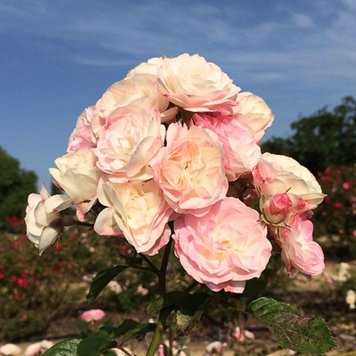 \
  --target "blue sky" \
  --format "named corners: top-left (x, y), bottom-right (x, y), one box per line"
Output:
top-left (1, 0), bottom-right (355, 190)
